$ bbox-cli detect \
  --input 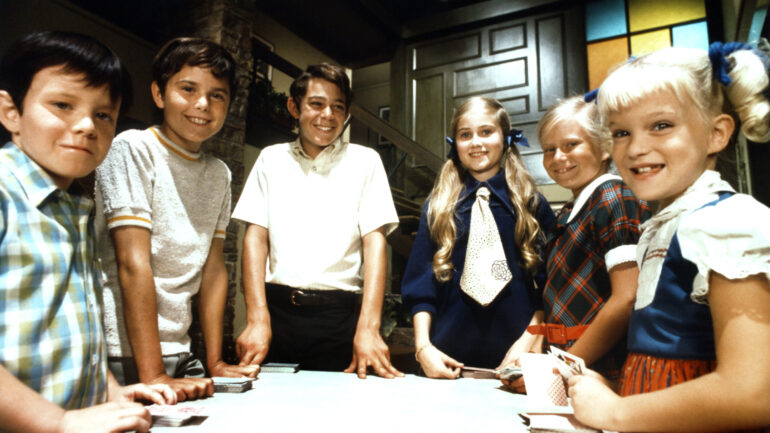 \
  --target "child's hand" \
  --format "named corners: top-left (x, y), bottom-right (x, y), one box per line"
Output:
top-left (567, 373), bottom-right (621, 430)
top-left (149, 374), bottom-right (214, 402)
top-left (416, 345), bottom-right (463, 379)
top-left (208, 360), bottom-right (260, 379)
top-left (60, 401), bottom-right (151, 433)
top-left (114, 382), bottom-right (177, 405)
